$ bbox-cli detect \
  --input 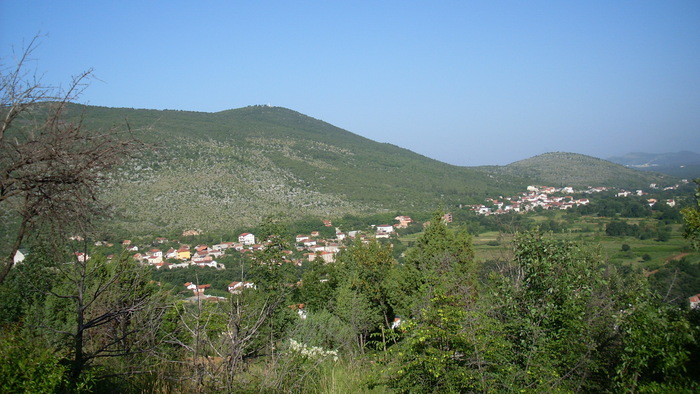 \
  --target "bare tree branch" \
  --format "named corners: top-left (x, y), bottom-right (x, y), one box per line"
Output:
top-left (0, 36), bottom-right (141, 284)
